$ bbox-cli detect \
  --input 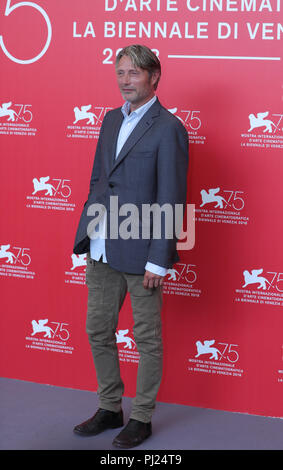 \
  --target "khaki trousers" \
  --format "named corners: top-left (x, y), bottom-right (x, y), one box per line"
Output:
top-left (85, 254), bottom-right (163, 423)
